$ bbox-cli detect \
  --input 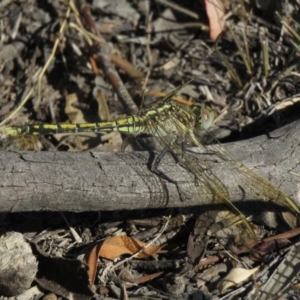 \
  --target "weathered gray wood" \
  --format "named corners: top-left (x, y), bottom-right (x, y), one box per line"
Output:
top-left (0, 120), bottom-right (300, 212)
